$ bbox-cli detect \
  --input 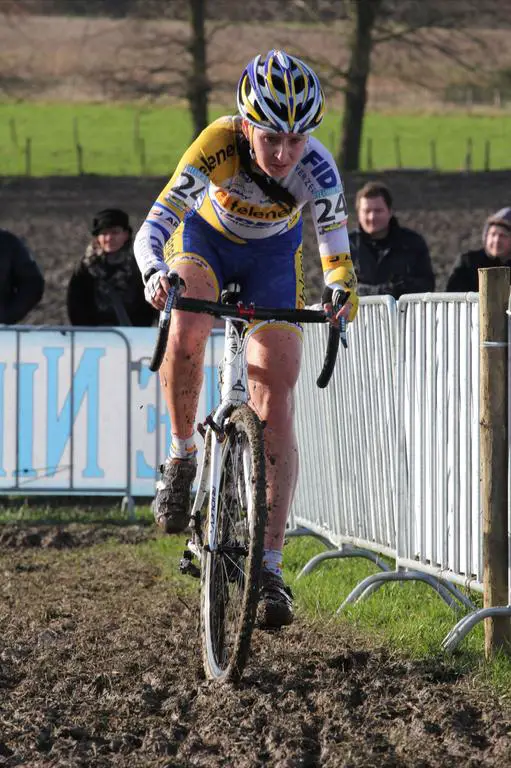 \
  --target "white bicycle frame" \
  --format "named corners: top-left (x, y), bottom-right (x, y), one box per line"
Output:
top-left (187, 316), bottom-right (272, 560)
